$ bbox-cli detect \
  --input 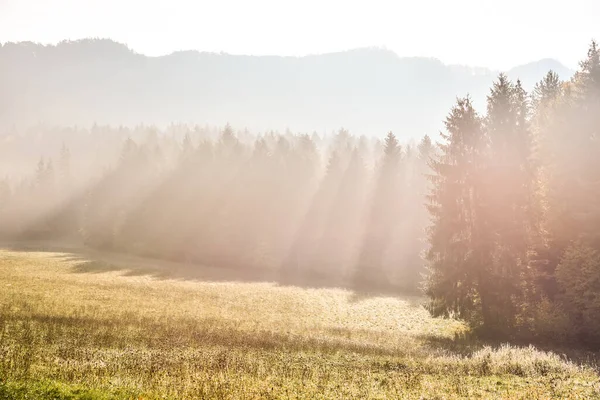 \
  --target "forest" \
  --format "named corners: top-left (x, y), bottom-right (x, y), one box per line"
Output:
top-left (2, 41), bottom-right (600, 349)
